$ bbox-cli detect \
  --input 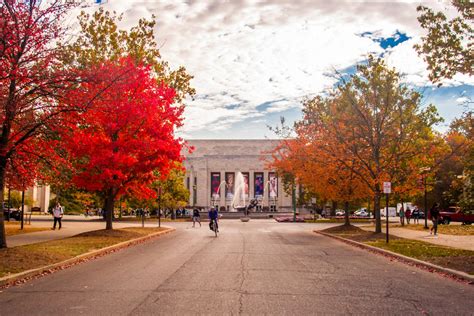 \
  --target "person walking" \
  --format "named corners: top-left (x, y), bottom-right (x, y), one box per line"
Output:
top-left (192, 208), bottom-right (201, 227)
top-left (405, 207), bottom-right (411, 225)
top-left (430, 203), bottom-right (440, 235)
top-left (399, 205), bottom-right (405, 226)
top-left (412, 206), bottom-right (420, 224)
top-left (52, 202), bottom-right (64, 230)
